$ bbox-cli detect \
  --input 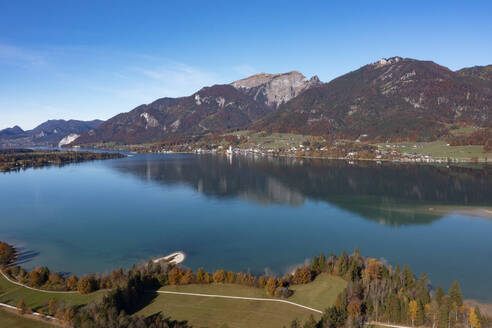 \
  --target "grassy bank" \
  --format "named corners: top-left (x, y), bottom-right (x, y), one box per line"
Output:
top-left (137, 274), bottom-right (346, 328)
top-left (289, 274), bottom-right (347, 310)
top-left (379, 141), bottom-right (492, 161)
top-left (0, 308), bottom-right (55, 328)
top-left (0, 273), bottom-right (102, 311)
